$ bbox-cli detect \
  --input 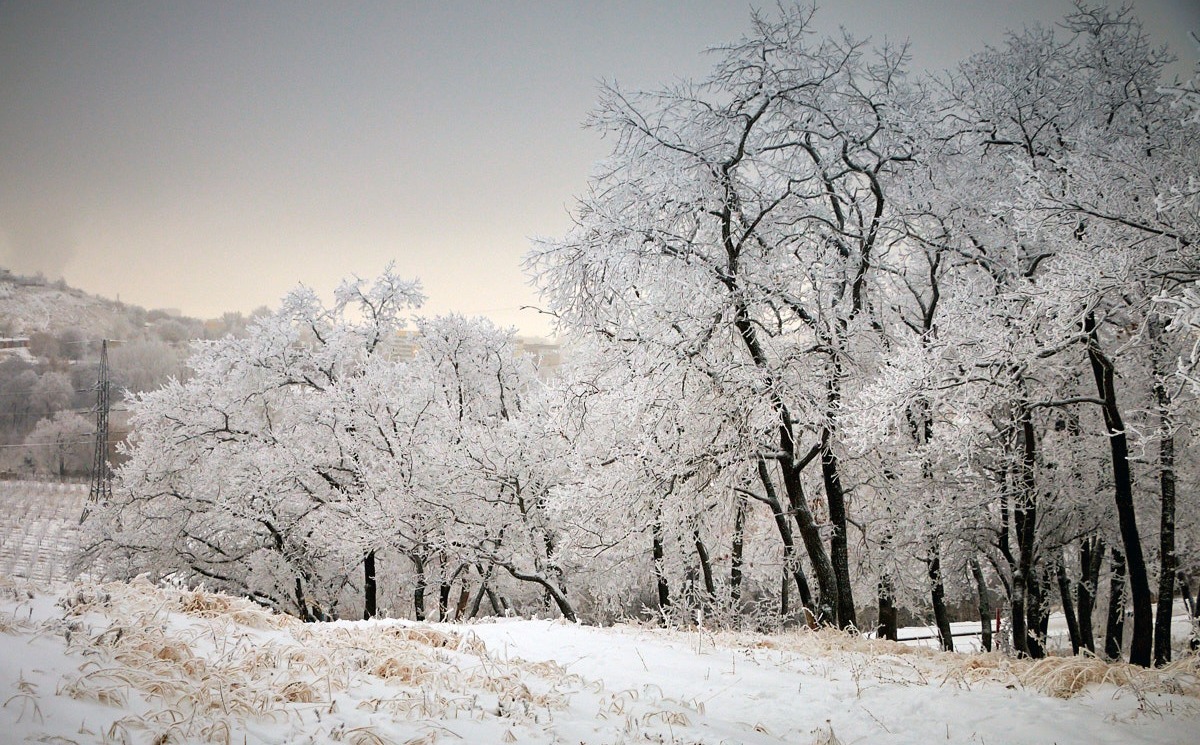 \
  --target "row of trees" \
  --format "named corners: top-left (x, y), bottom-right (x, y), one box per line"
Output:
top-left (81, 271), bottom-right (591, 622)
top-left (82, 4), bottom-right (1198, 667)
top-left (528, 4), bottom-right (1198, 666)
